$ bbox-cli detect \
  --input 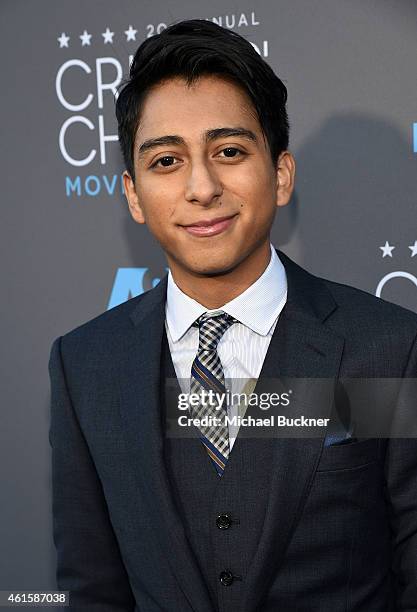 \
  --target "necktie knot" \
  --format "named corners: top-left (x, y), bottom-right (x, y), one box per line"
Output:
top-left (193, 311), bottom-right (237, 353)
